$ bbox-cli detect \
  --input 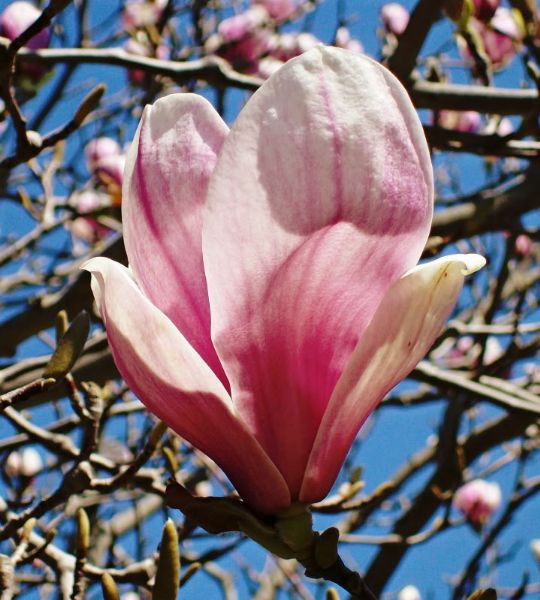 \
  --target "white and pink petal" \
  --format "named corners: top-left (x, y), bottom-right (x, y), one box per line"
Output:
top-left (123, 93), bottom-right (230, 388)
top-left (84, 257), bottom-right (291, 514)
top-left (203, 46), bottom-right (433, 496)
top-left (299, 254), bottom-right (485, 502)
